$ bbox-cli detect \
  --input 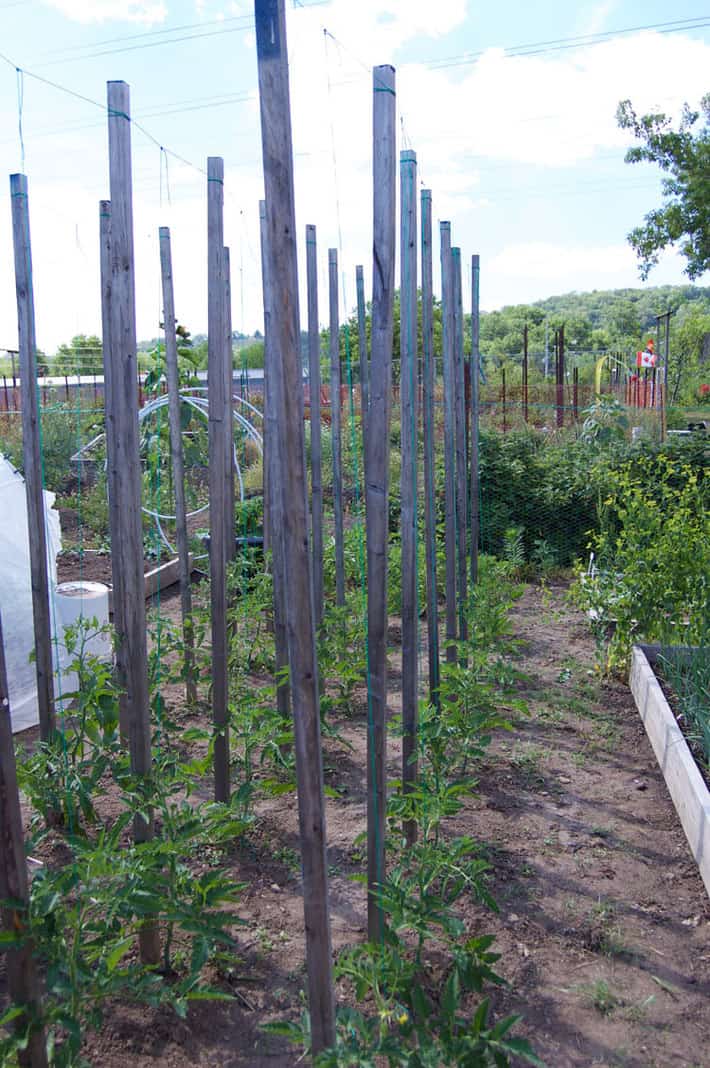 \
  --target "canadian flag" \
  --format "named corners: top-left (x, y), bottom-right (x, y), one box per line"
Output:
top-left (637, 351), bottom-right (657, 368)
